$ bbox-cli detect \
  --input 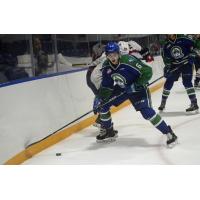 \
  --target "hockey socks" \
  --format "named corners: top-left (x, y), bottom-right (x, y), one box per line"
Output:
top-left (161, 88), bottom-right (170, 101)
top-left (140, 107), bottom-right (170, 134)
top-left (158, 89), bottom-right (170, 110)
top-left (100, 110), bottom-right (112, 129)
top-left (186, 87), bottom-right (197, 102)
